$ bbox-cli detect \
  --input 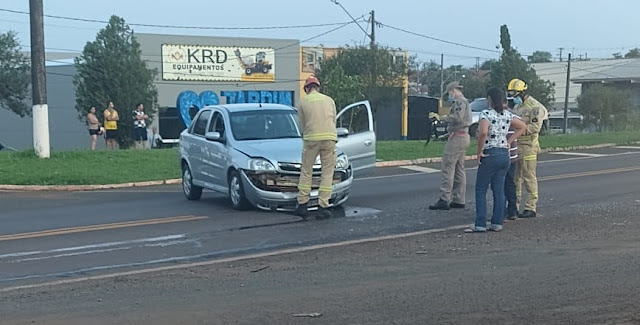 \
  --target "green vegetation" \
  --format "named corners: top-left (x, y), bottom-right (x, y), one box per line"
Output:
top-left (377, 131), bottom-right (640, 161)
top-left (0, 149), bottom-right (179, 185)
top-left (1, 132), bottom-right (639, 185)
